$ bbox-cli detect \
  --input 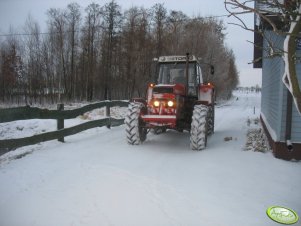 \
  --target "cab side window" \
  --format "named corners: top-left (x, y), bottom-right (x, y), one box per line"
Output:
top-left (196, 65), bottom-right (203, 84)
top-left (187, 64), bottom-right (198, 96)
